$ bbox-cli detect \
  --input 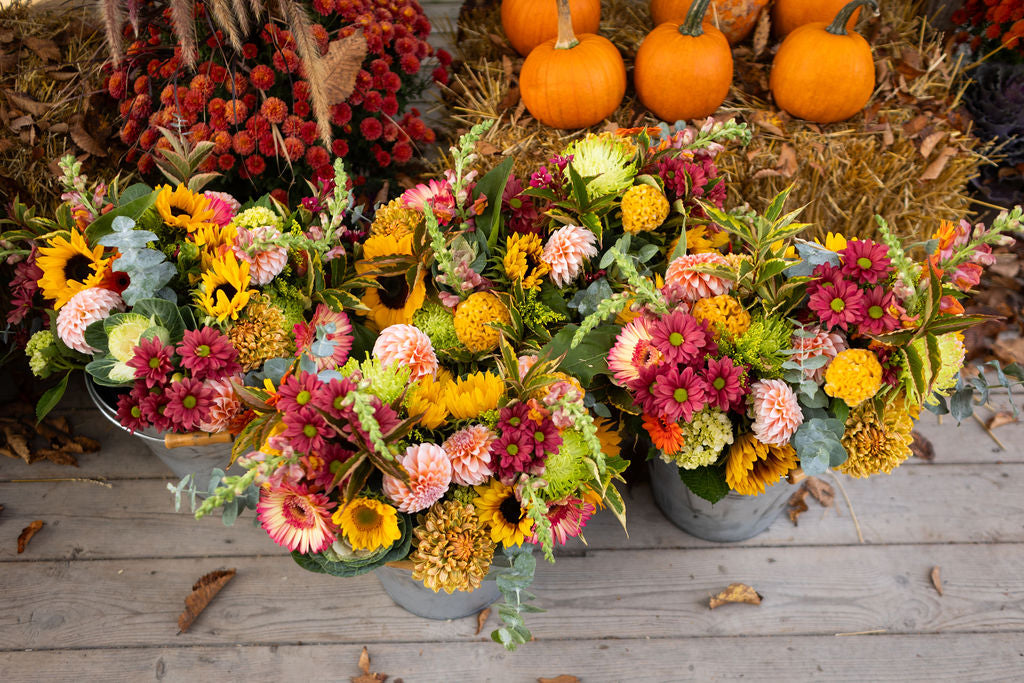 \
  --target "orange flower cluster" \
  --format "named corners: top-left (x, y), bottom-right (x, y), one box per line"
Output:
top-left (953, 0), bottom-right (1024, 54)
